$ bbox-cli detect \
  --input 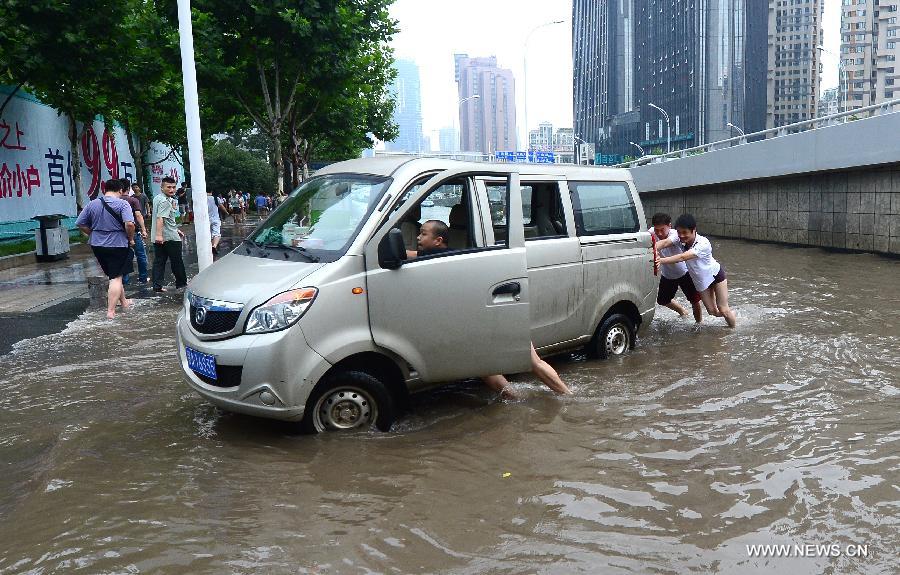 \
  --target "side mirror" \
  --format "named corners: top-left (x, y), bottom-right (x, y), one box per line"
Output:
top-left (378, 228), bottom-right (407, 270)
